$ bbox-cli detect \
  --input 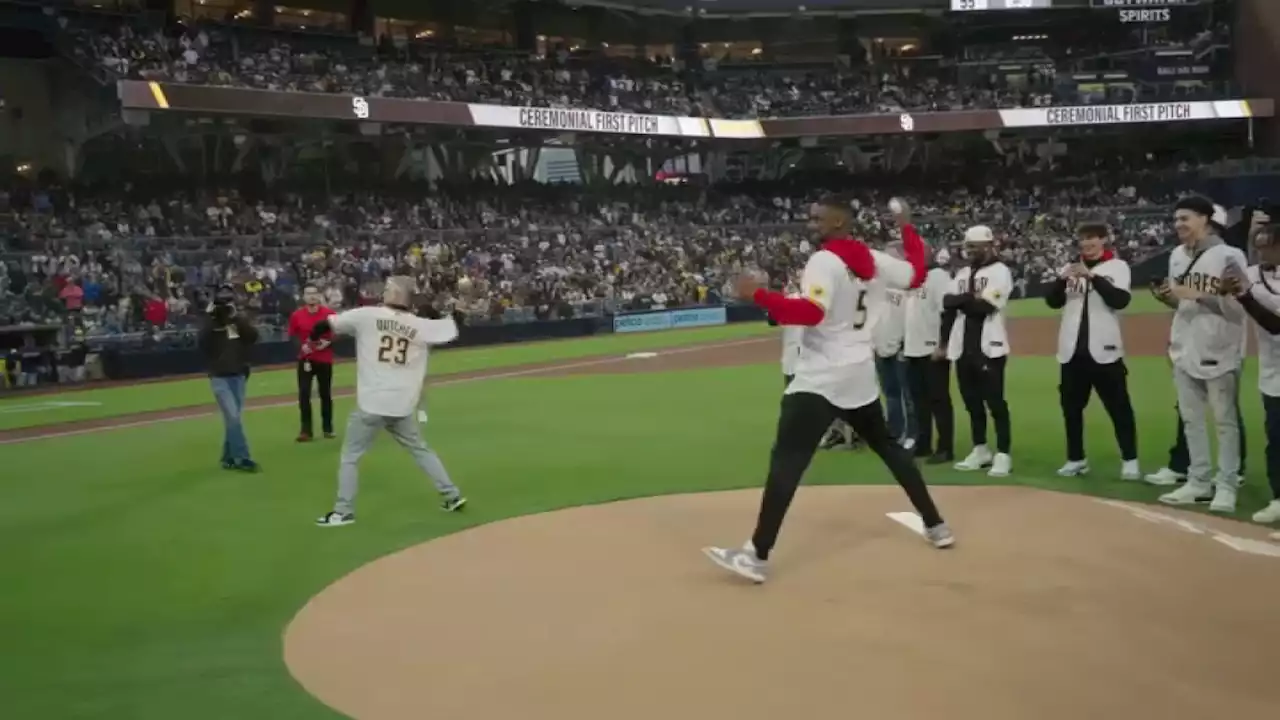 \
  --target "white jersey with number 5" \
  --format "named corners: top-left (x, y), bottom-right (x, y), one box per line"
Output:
top-left (331, 306), bottom-right (460, 417)
top-left (786, 248), bottom-right (918, 409)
